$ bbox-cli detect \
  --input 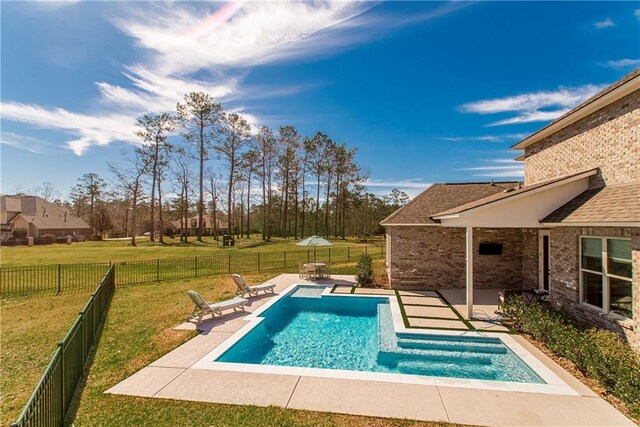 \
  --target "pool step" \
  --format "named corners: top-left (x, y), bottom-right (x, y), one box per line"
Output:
top-left (377, 348), bottom-right (494, 366)
top-left (395, 360), bottom-right (501, 380)
top-left (397, 332), bottom-right (503, 345)
top-left (396, 338), bottom-right (507, 354)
